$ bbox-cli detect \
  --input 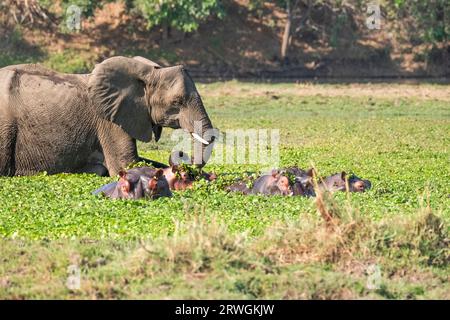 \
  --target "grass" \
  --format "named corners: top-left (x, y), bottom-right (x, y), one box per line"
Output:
top-left (0, 82), bottom-right (449, 299)
top-left (1, 211), bottom-right (448, 299)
